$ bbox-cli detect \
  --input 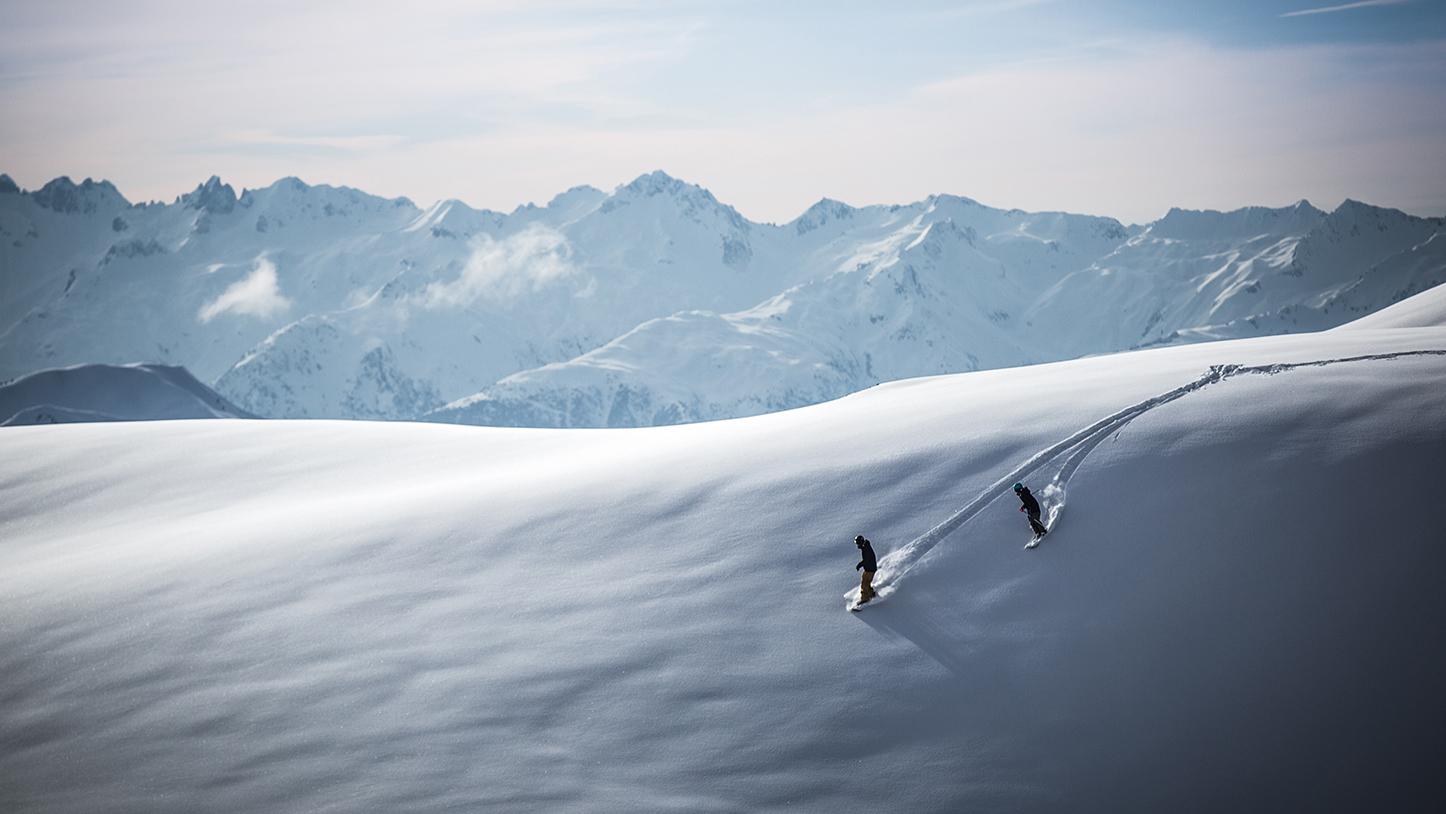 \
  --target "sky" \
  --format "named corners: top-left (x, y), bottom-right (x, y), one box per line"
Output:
top-left (1, 0), bottom-right (1443, 224)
